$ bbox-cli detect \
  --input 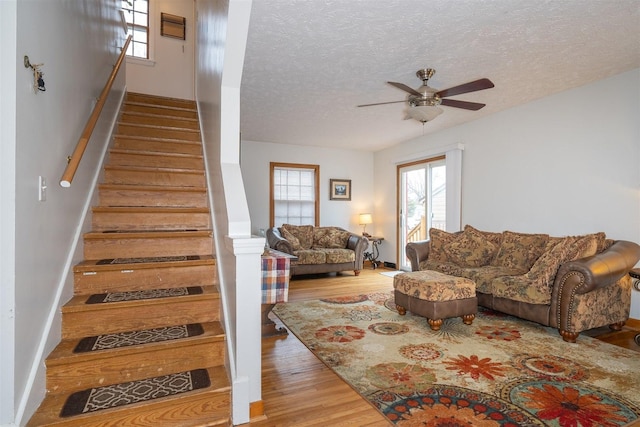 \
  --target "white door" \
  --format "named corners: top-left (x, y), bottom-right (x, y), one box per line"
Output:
top-left (398, 159), bottom-right (446, 270)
